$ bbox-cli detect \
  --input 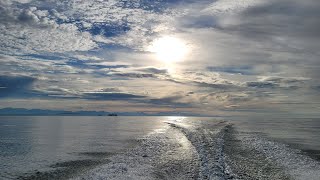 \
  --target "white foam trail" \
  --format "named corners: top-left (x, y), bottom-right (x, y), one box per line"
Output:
top-left (72, 119), bottom-right (320, 180)
top-left (166, 121), bottom-right (237, 180)
top-left (72, 124), bottom-right (199, 180)
top-left (240, 134), bottom-right (320, 180)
